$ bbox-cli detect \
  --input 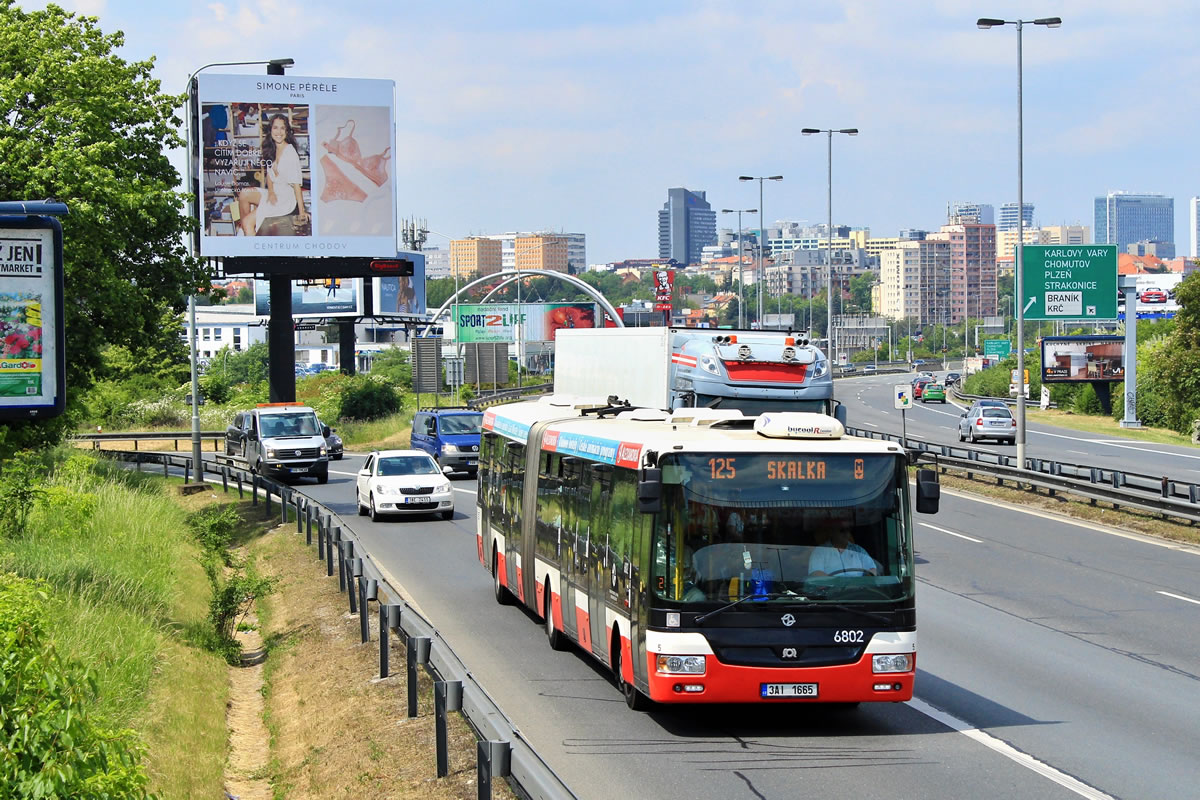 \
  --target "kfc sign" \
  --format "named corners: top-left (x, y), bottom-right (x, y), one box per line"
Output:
top-left (653, 269), bottom-right (674, 311)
